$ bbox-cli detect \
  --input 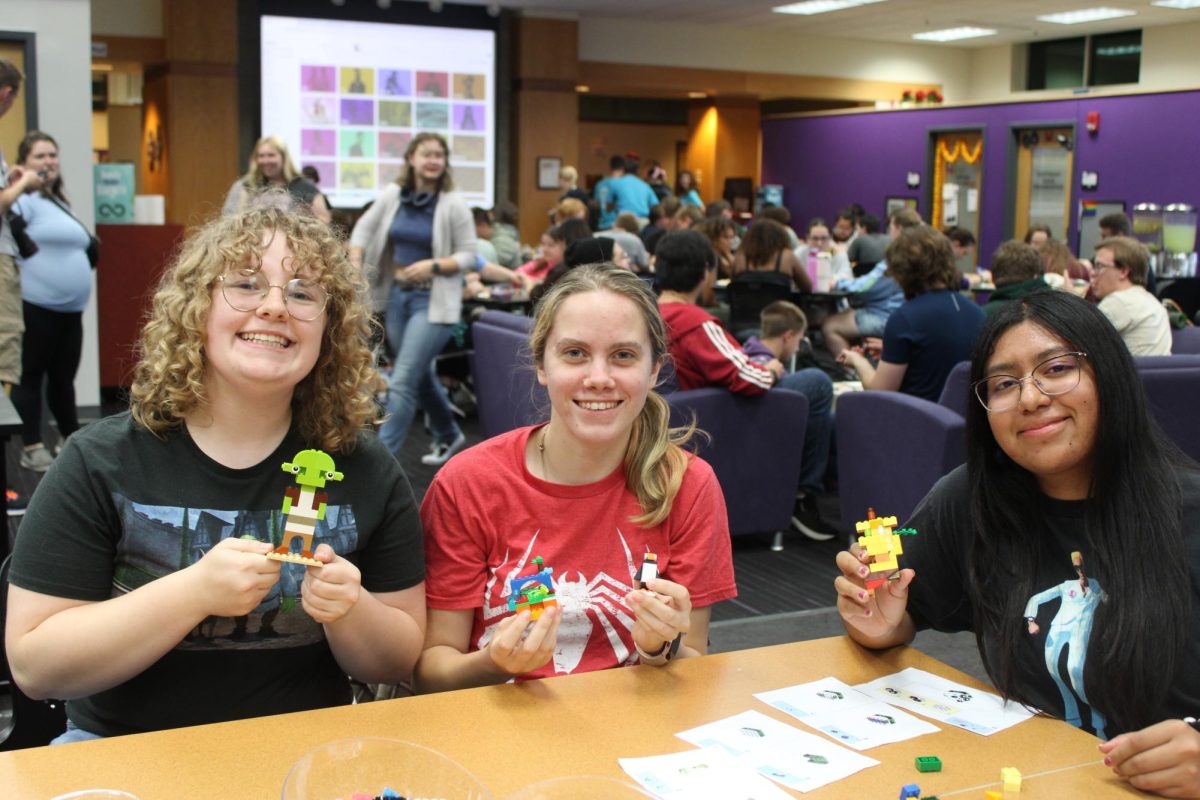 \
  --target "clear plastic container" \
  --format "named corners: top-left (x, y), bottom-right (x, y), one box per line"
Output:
top-left (281, 737), bottom-right (493, 800)
top-left (1163, 203), bottom-right (1197, 254)
top-left (50, 792), bottom-right (141, 800)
